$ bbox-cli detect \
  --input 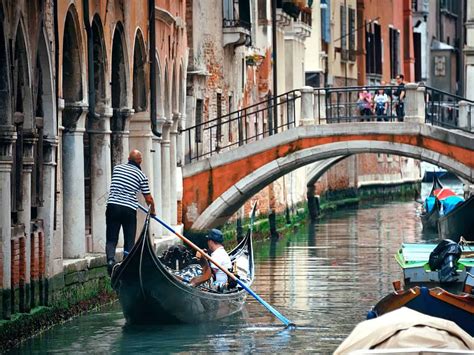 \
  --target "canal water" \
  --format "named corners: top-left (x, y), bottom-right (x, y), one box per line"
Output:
top-left (9, 180), bottom-right (463, 354)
